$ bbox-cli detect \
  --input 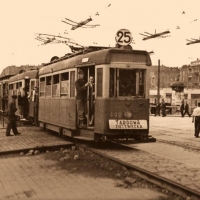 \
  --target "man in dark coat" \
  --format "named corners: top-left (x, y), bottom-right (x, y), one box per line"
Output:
top-left (184, 101), bottom-right (191, 117)
top-left (154, 102), bottom-right (161, 116)
top-left (180, 101), bottom-right (185, 117)
top-left (75, 70), bottom-right (89, 127)
top-left (161, 99), bottom-right (166, 117)
top-left (6, 95), bottom-right (21, 136)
